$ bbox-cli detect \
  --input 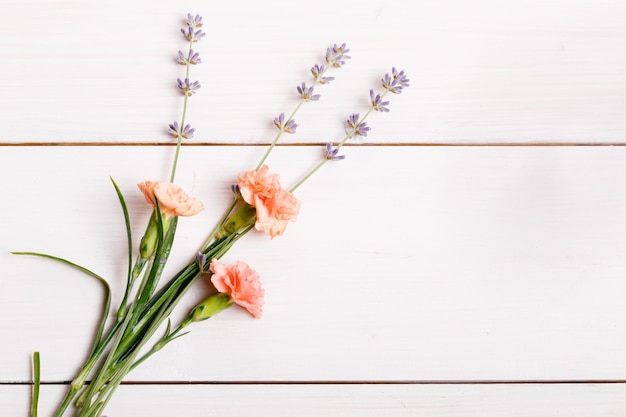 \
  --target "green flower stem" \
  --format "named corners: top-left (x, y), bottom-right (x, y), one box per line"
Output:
top-left (73, 295), bottom-right (143, 412)
top-left (200, 196), bottom-right (239, 252)
top-left (52, 316), bottom-right (124, 417)
top-left (290, 158), bottom-right (328, 193)
top-left (119, 227), bottom-right (250, 359)
top-left (169, 95), bottom-right (188, 183)
top-left (73, 228), bottom-right (251, 416)
top-left (75, 208), bottom-right (174, 410)
top-left (78, 264), bottom-right (207, 417)
top-left (129, 291), bottom-right (233, 374)
top-left (112, 233), bottom-right (234, 359)
top-left (128, 315), bottom-right (194, 373)
top-left (59, 217), bottom-right (251, 417)
top-left (77, 338), bottom-right (144, 417)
